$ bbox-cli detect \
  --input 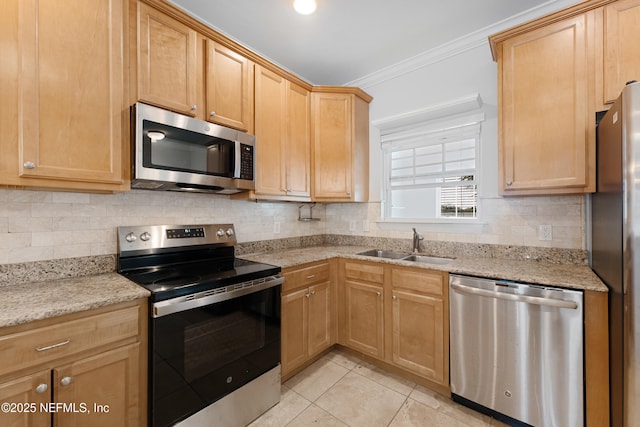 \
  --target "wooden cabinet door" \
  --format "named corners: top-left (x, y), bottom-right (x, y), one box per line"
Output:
top-left (307, 281), bottom-right (332, 357)
top-left (499, 12), bottom-right (595, 194)
top-left (0, 370), bottom-right (51, 426)
top-left (391, 290), bottom-right (445, 384)
top-left (312, 93), bottom-right (353, 200)
top-left (16, 0), bottom-right (125, 185)
top-left (603, 0), bottom-right (640, 104)
top-left (343, 280), bottom-right (384, 358)
top-left (206, 41), bottom-right (254, 132)
top-left (281, 288), bottom-right (309, 377)
top-left (254, 66), bottom-right (286, 197)
top-left (54, 343), bottom-right (140, 427)
top-left (285, 82), bottom-right (311, 198)
top-left (137, 2), bottom-right (198, 116)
